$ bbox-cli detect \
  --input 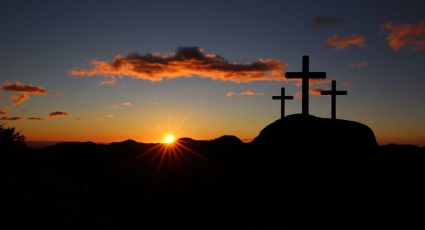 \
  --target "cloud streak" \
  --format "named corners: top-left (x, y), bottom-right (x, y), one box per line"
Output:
top-left (49, 111), bottom-right (71, 118)
top-left (325, 35), bottom-right (365, 49)
top-left (69, 47), bottom-right (286, 83)
top-left (11, 93), bottom-right (30, 106)
top-left (382, 20), bottom-right (425, 52)
top-left (28, 117), bottom-right (44, 121)
top-left (0, 116), bottom-right (22, 121)
top-left (225, 90), bottom-right (265, 97)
